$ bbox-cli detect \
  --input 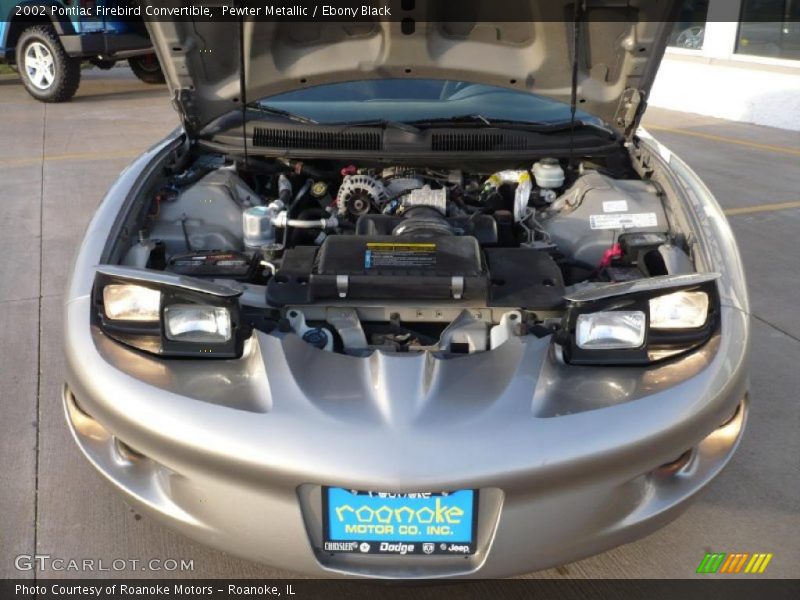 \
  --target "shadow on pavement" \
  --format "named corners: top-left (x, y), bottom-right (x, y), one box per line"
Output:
top-left (71, 85), bottom-right (167, 103)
